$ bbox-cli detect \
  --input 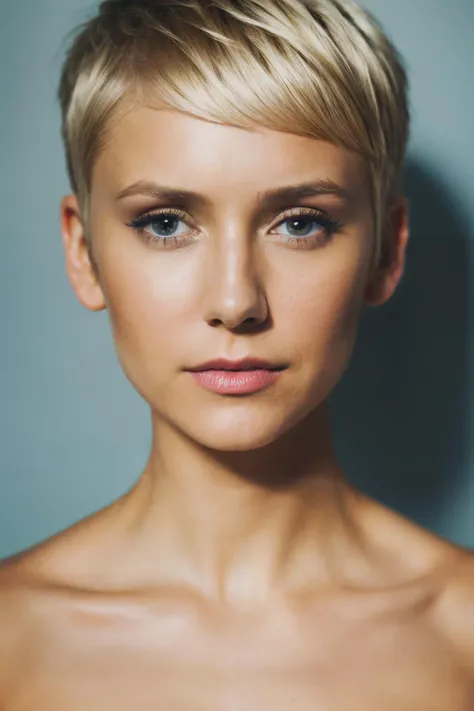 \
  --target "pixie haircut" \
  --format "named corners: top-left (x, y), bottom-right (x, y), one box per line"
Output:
top-left (58, 0), bottom-right (409, 265)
